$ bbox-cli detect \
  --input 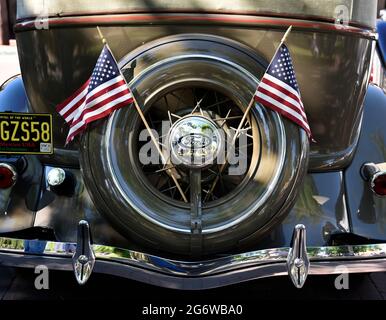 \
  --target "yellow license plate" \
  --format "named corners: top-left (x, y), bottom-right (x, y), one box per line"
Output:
top-left (0, 112), bottom-right (53, 155)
